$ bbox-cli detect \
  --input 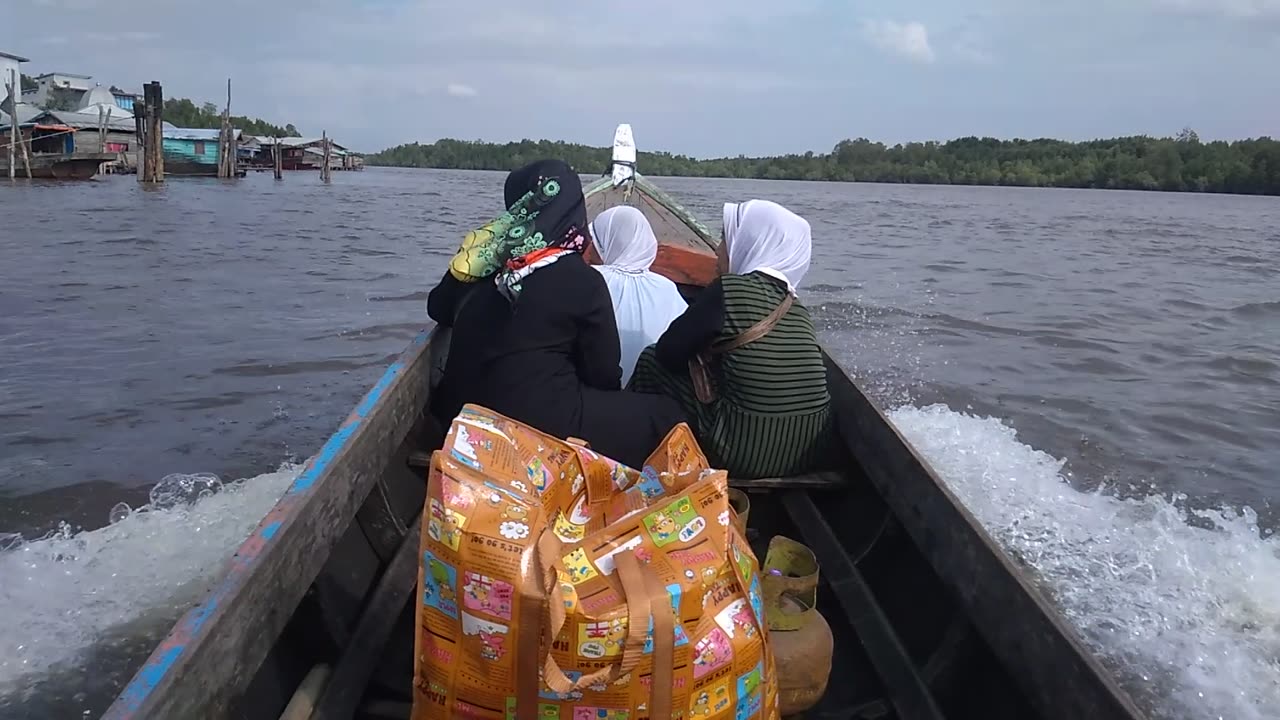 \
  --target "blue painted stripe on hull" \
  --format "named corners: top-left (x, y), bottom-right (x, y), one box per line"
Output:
top-left (103, 328), bottom-right (434, 718)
